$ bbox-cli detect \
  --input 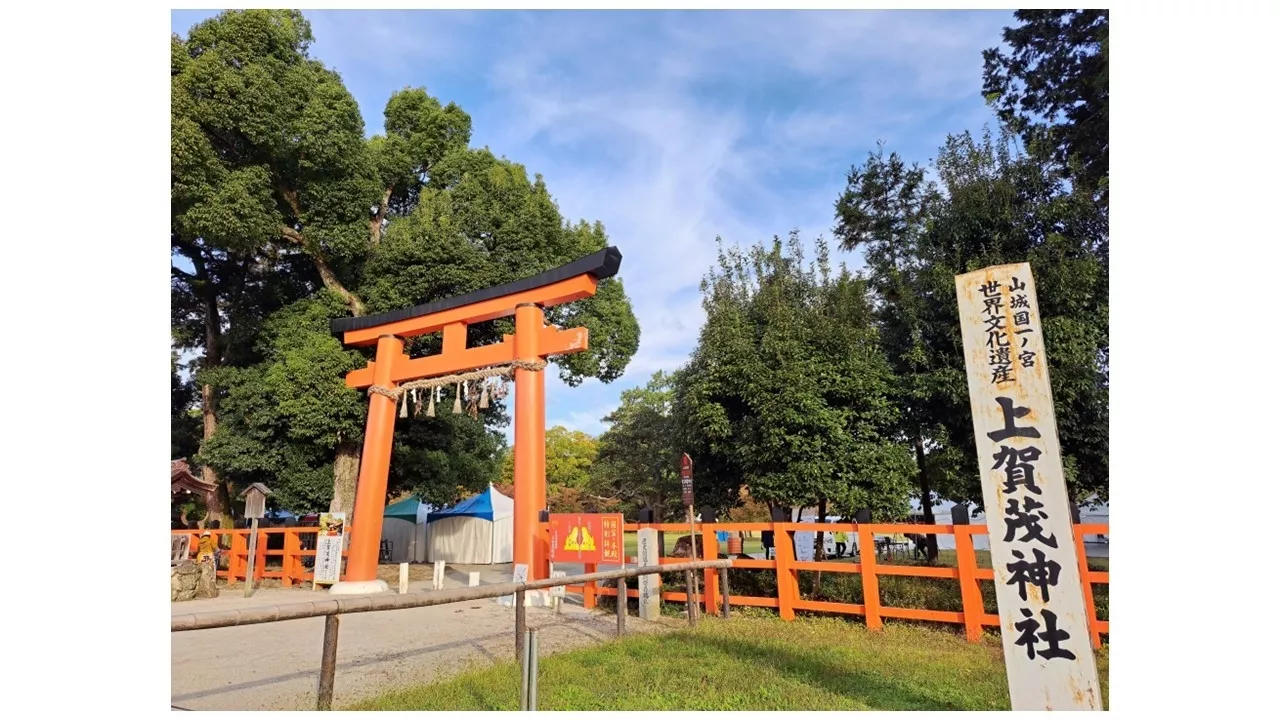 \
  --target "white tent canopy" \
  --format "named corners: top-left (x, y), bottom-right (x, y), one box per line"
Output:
top-left (381, 496), bottom-right (432, 564)
top-left (426, 484), bottom-right (514, 564)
